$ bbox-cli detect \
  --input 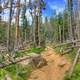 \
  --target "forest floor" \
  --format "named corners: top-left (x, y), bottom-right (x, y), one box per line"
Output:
top-left (28, 46), bottom-right (71, 80)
